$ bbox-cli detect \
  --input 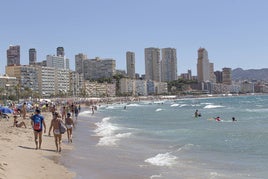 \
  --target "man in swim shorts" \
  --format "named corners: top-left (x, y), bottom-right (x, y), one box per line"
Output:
top-left (31, 109), bottom-right (46, 150)
top-left (65, 112), bottom-right (75, 143)
top-left (48, 111), bottom-right (63, 152)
